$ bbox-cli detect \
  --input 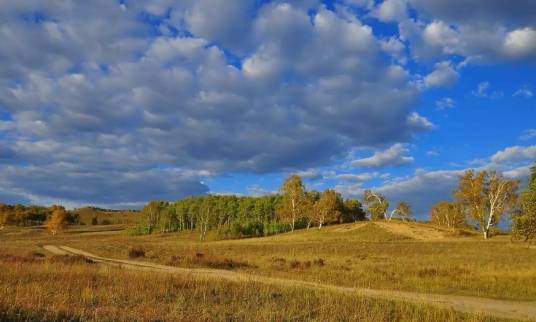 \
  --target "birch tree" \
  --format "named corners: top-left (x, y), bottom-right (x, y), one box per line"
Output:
top-left (454, 170), bottom-right (518, 239)
top-left (314, 189), bottom-right (342, 229)
top-left (198, 197), bottom-right (213, 241)
top-left (304, 191), bottom-right (320, 229)
top-left (142, 201), bottom-right (164, 234)
top-left (430, 201), bottom-right (465, 228)
top-left (277, 175), bottom-right (306, 231)
top-left (390, 201), bottom-right (412, 221)
top-left (363, 190), bottom-right (389, 220)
